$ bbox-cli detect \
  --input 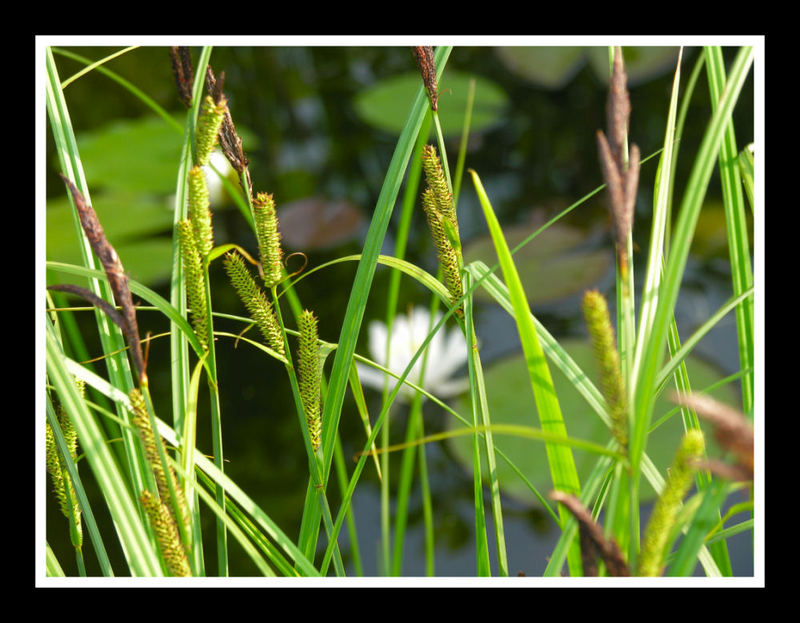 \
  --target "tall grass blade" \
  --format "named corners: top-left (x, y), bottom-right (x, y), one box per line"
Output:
top-left (46, 321), bottom-right (162, 576)
top-left (629, 45), bottom-right (753, 492)
top-left (470, 169), bottom-right (583, 575)
top-left (705, 46), bottom-right (755, 416)
top-left (297, 46), bottom-right (452, 560)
